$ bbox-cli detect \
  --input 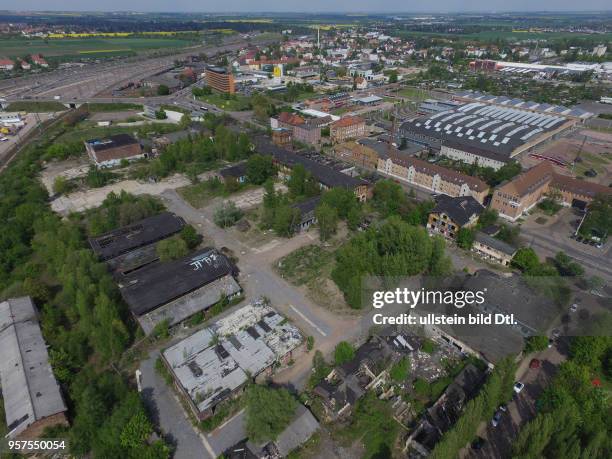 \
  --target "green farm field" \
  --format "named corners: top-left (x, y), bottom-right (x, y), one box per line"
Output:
top-left (0, 37), bottom-right (196, 59)
top-left (396, 29), bottom-right (612, 42)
